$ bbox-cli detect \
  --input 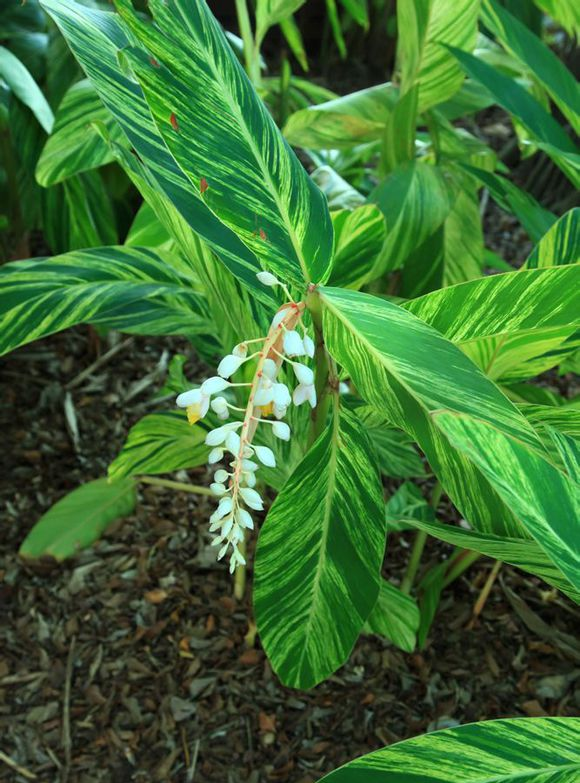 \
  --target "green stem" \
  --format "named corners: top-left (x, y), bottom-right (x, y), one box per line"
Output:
top-left (138, 476), bottom-right (213, 496)
top-left (401, 481), bottom-right (442, 594)
top-left (442, 548), bottom-right (481, 589)
top-left (235, 0), bottom-right (261, 86)
top-left (306, 290), bottom-right (336, 446)
top-left (234, 531), bottom-right (247, 601)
